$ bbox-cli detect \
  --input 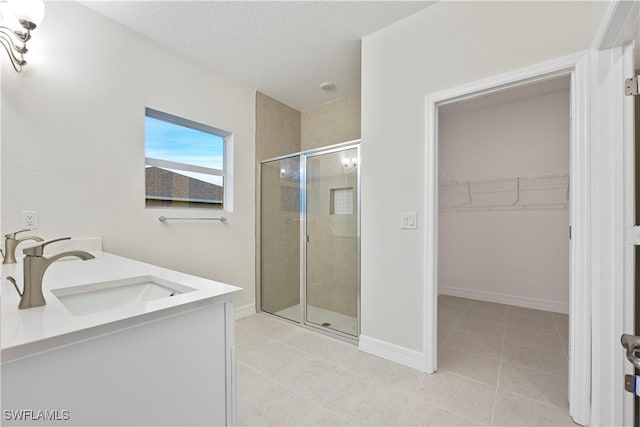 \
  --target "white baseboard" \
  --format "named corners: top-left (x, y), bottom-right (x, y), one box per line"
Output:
top-left (439, 285), bottom-right (568, 314)
top-left (235, 303), bottom-right (257, 319)
top-left (359, 335), bottom-right (427, 372)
